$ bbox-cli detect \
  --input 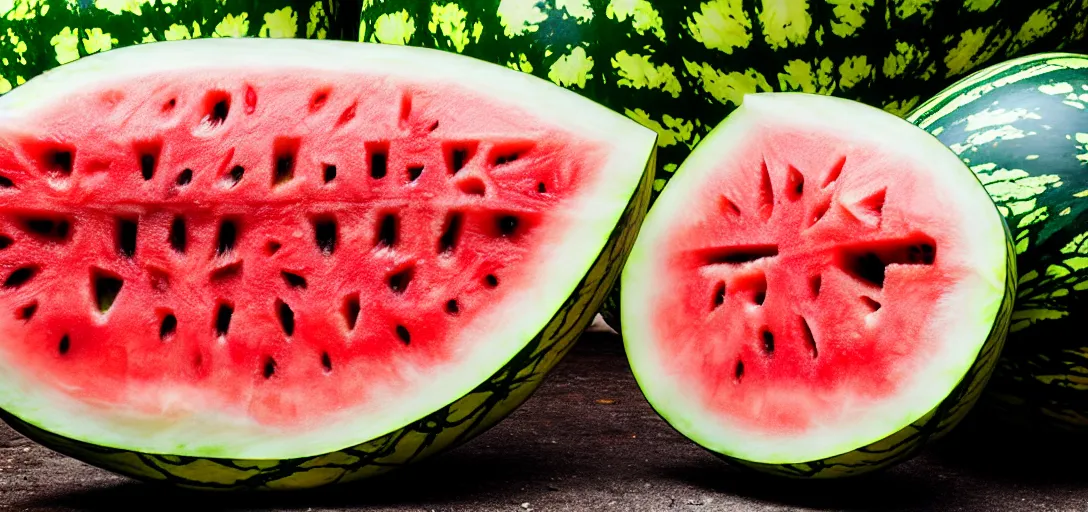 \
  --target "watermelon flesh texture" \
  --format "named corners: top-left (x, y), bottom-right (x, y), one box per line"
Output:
top-left (622, 93), bottom-right (1013, 475)
top-left (0, 38), bottom-right (657, 461)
